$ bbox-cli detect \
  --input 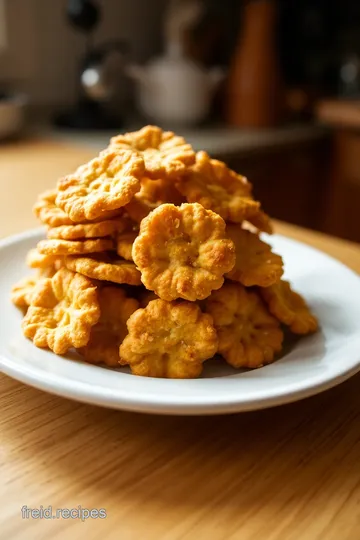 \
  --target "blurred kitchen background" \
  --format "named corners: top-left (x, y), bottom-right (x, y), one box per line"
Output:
top-left (1, 0), bottom-right (360, 241)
